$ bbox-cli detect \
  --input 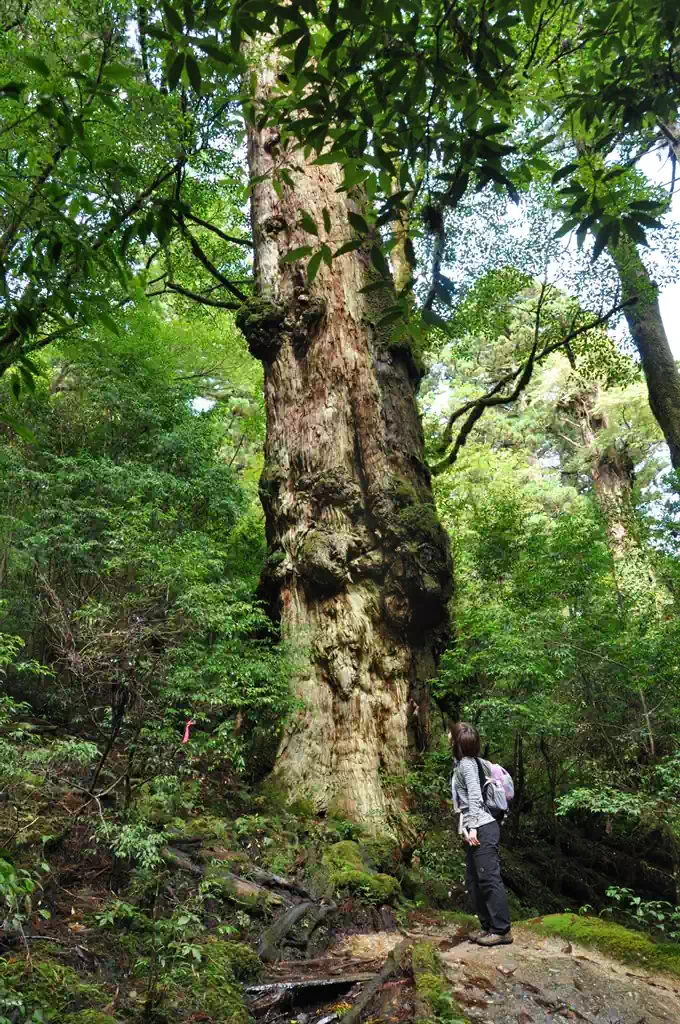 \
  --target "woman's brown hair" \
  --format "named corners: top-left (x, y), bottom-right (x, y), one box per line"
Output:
top-left (450, 721), bottom-right (480, 760)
